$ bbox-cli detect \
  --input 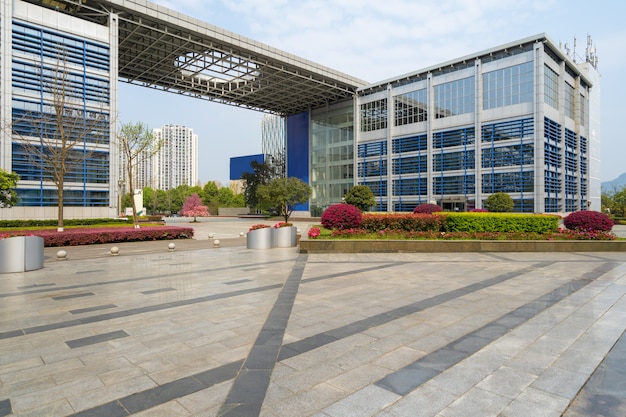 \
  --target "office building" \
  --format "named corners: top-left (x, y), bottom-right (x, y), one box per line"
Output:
top-left (1, 0), bottom-right (117, 219)
top-left (303, 34), bottom-right (600, 213)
